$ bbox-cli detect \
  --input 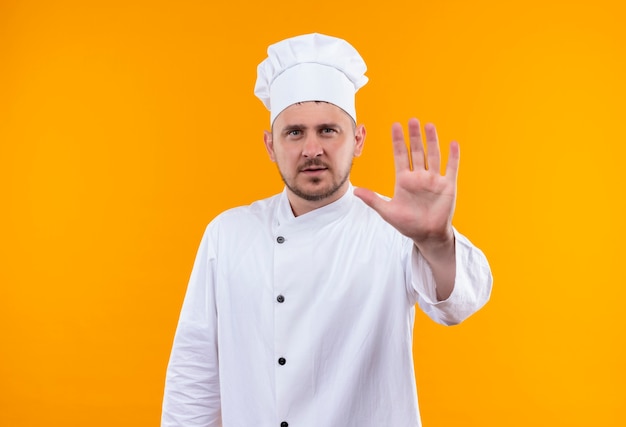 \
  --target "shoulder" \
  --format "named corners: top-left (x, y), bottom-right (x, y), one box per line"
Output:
top-left (348, 188), bottom-right (408, 240)
top-left (349, 187), bottom-right (391, 223)
top-left (207, 192), bottom-right (281, 233)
